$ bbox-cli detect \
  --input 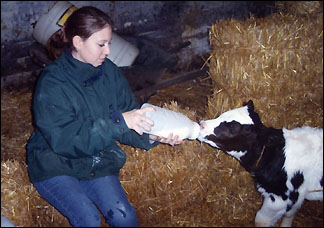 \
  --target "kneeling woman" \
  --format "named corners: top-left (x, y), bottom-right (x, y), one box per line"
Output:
top-left (27, 6), bottom-right (182, 227)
